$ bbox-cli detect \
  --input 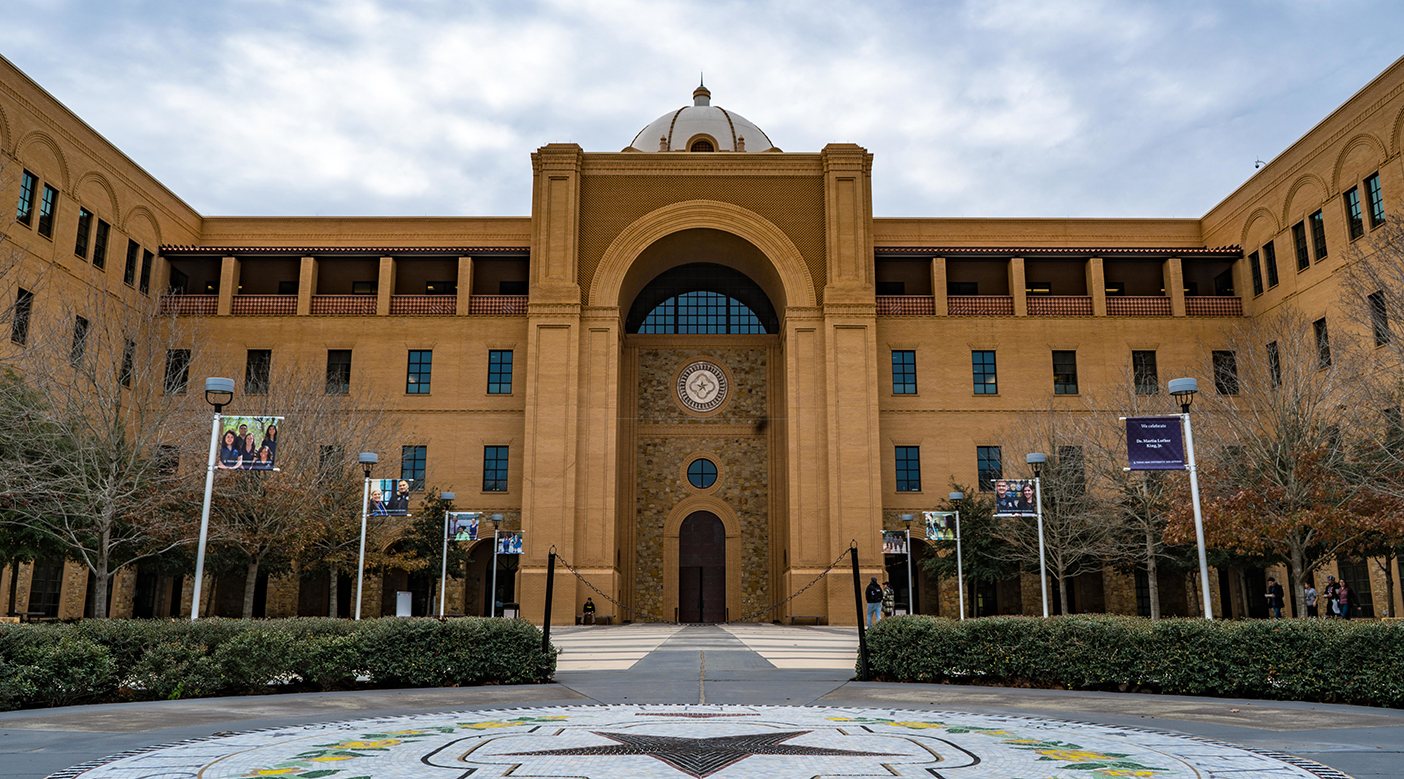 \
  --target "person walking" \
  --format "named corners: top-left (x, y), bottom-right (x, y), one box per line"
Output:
top-left (881, 581), bottom-right (896, 618)
top-left (865, 577), bottom-right (883, 627)
top-left (1324, 576), bottom-right (1340, 618)
top-left (1265, 577), bottom-right (1284, 619)
top-left (1337, 580), bottom-right (1351, 620)
top-left (1303, 583), bottom-right (1318, 618)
